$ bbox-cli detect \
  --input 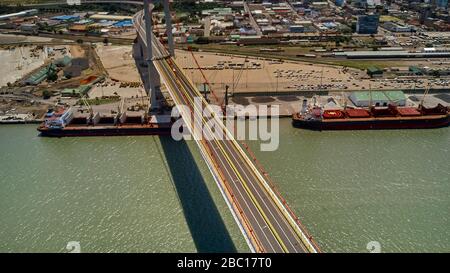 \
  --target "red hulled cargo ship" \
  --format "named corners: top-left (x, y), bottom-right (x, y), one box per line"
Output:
top-left (292, 103), bottom-right (449, 131)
